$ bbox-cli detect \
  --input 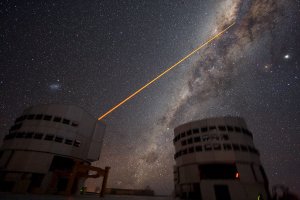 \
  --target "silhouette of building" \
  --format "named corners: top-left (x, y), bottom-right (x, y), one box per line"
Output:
top-left (0, 104), bottom-right (109, 195)
top-left (173, 116), bottom-right (270, 200)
